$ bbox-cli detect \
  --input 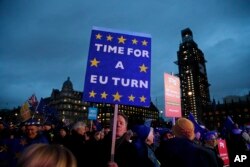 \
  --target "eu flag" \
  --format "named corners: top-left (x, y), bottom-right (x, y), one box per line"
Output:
top-left (188, 113), bottom-right (207, 135)
top-left (83, 27), bottom-right (151, 107)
